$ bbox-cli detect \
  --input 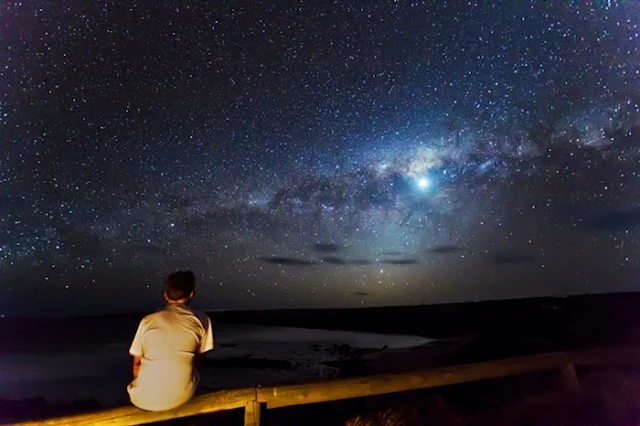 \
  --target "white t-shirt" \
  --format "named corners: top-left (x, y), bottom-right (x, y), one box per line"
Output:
top-left (127, 304), bottom-right (214, 411)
